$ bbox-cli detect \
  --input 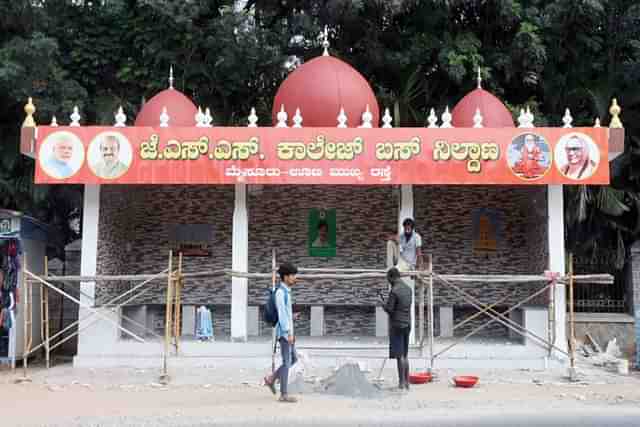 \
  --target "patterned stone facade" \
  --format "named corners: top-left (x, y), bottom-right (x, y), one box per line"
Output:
top-left (96, 184), bottom-right (549, 338)
top-left (414, 185), bottom-right (549, 308)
